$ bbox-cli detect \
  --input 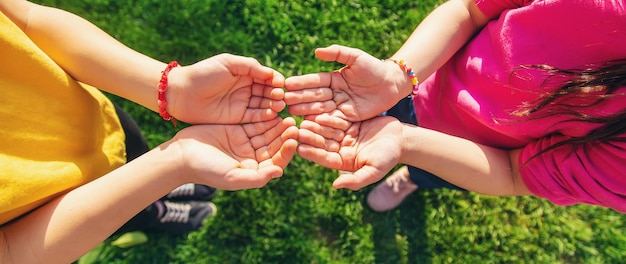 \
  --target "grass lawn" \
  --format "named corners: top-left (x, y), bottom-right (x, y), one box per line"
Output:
top-left (33, 0), bottom-right (626, 263)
